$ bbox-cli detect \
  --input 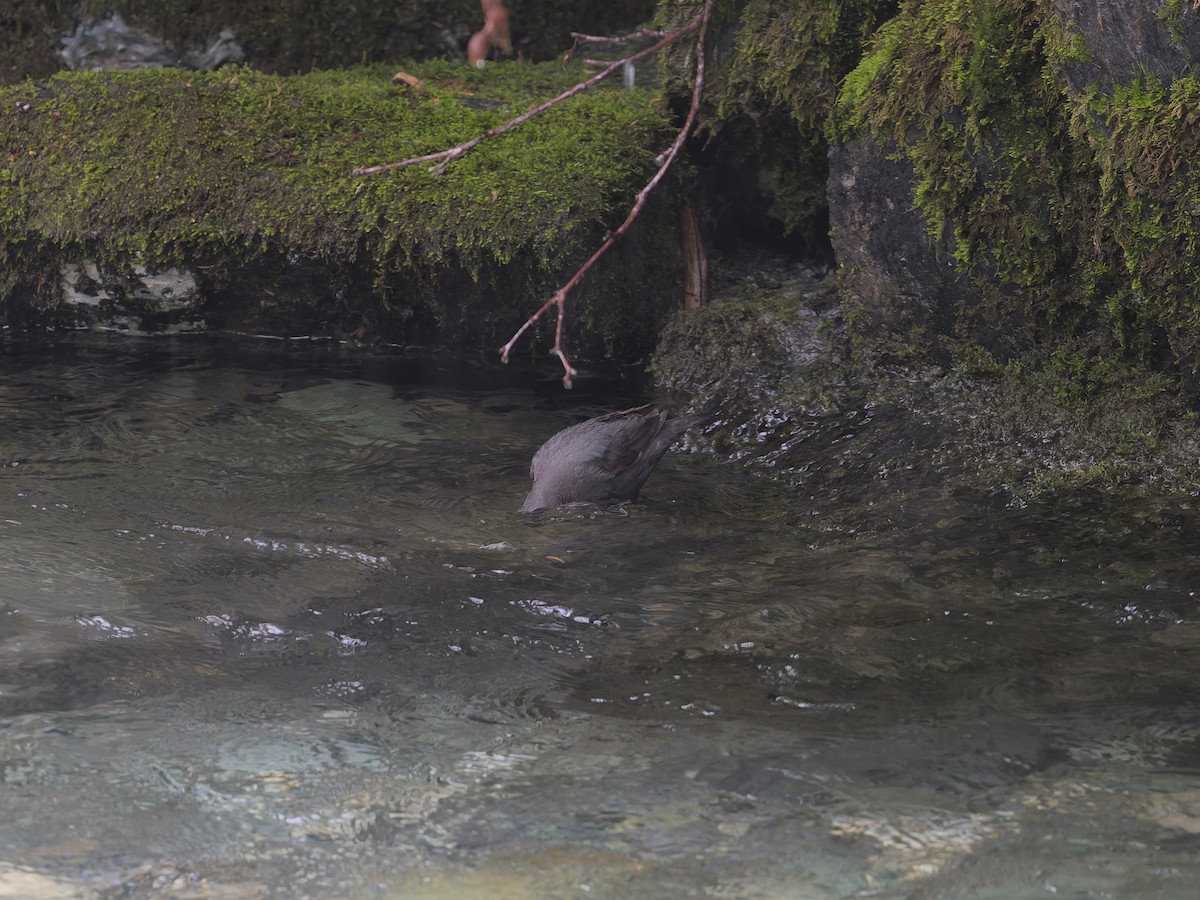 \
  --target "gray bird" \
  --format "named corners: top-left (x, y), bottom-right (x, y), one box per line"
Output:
top-left (521, 404), bottom-right (698, 512)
